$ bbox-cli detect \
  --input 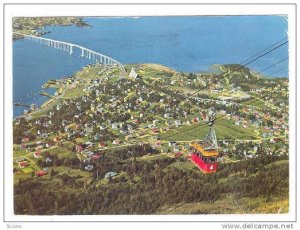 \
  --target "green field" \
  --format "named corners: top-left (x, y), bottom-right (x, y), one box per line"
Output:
top-left (64, 85), bottom-right (86, 99)
top-left (47, 146), bottom-right (75, 159)
top-left (13, 148), bottom-right (28, 158)
top-left (241, 98), bottom-right (266, 109)
top-left (21, 167), bottom-right (34, 174)
top-left (159, 117), bottom-right (258, 141)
